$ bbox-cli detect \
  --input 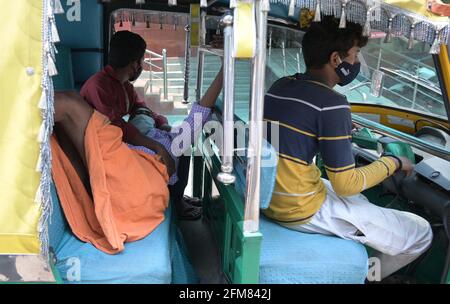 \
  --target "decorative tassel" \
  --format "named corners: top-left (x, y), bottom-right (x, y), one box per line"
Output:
top-left (34, 184), bottom-right (43, 204)
top-left (36, 154), bottom-right (43, 173)
top-left (51, 19), bottom-right (60, 43)
top-left (47, 54), bottom-right (58, 77)
top-left (288, 0), bottom-right (295, 17)
top-left (384, 18), bottom-right (393, 43)
top-left (429, 30), bottom-right (441, 54)
top-left (314, 1), bottom-right (321, 22)
top-left (53, 0), bottom-right (64, 14)
top-left (261, 0), bottom-right (271, 12)
top-left (37, 122), bottom-right (46, 143)
top-left (230, 0), bottom-right (237, 9)
top-left (363, 11), bottom-right (371, 36)
top-left (168, 0), bottom-right (177, 6)
top-left (339, 4), bottom-right (347, 29)
top-left (408, 25), bottom-right (415, 50)
top-left (39, 90), bottom-right (47, 110)
top-left (200, 0), bottom-right (208, 8)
